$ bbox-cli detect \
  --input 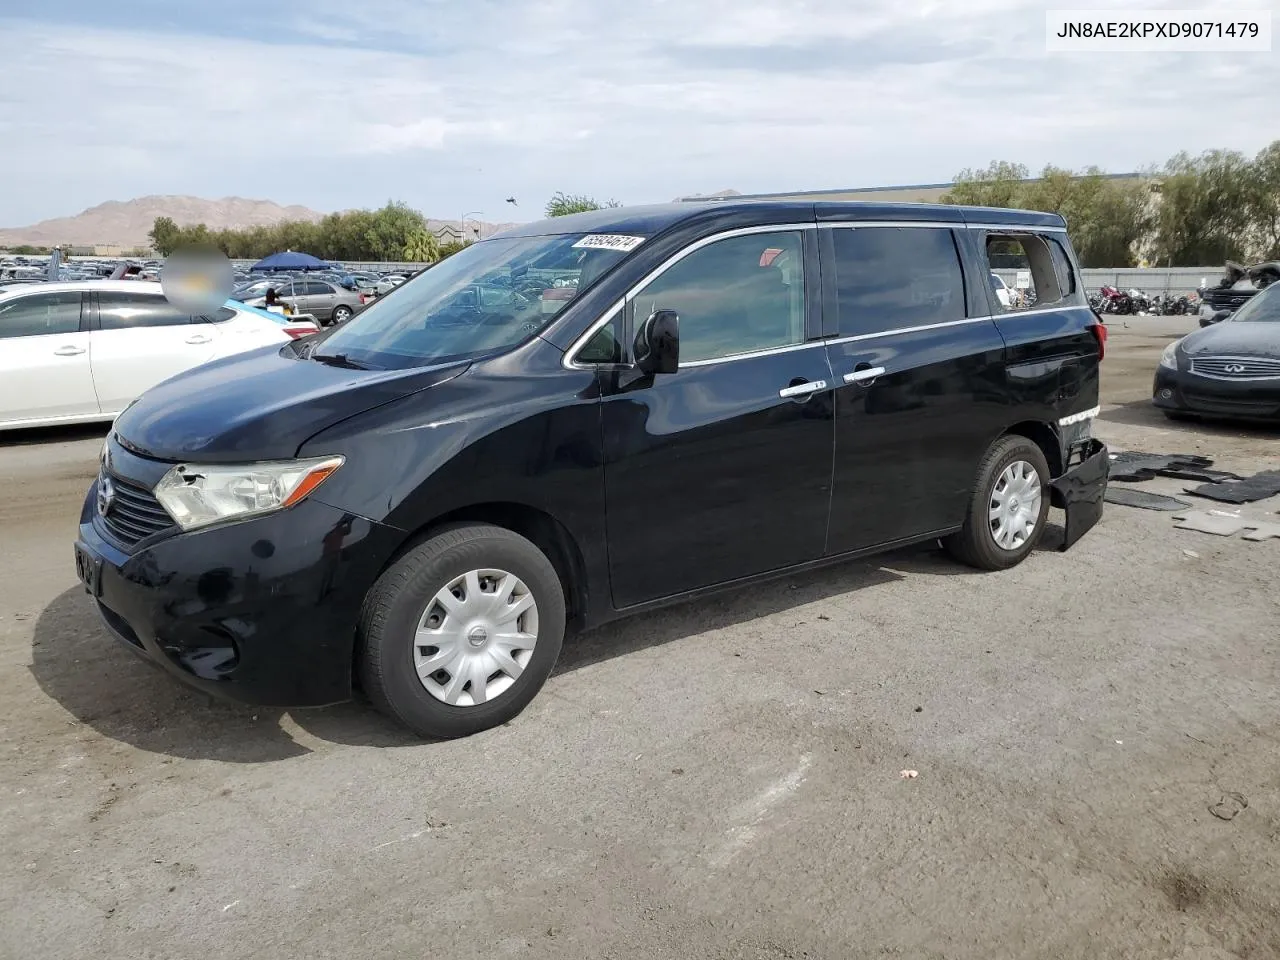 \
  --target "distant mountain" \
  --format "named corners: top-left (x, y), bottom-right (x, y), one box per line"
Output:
top-left (0, 196), bottom-right (523, 250)
top-left (0, 196), bottom-right (327, 249)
